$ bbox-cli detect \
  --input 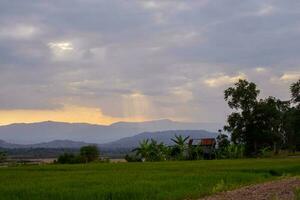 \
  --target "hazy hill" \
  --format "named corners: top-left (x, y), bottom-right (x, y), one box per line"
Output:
top-left (0, 139), bottom-right (91, 149)
top-left (0, 140), bottom-right (23, 148)
top-left (99, 130), bottom-right (217, 149)
top-left (0, 130), bottom-right (217, 149)
top-left (0, 119), bottom-right (221, 144)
